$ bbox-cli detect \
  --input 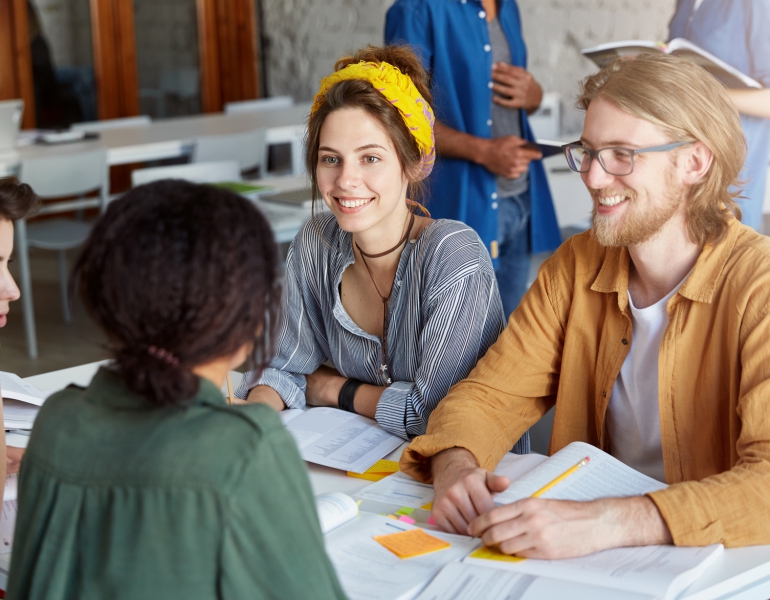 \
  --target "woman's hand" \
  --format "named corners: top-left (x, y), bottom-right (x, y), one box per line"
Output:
top-left (305, 365), bottom-right (347, 407)
top-left (7, 446), bottom-right (25, 475)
